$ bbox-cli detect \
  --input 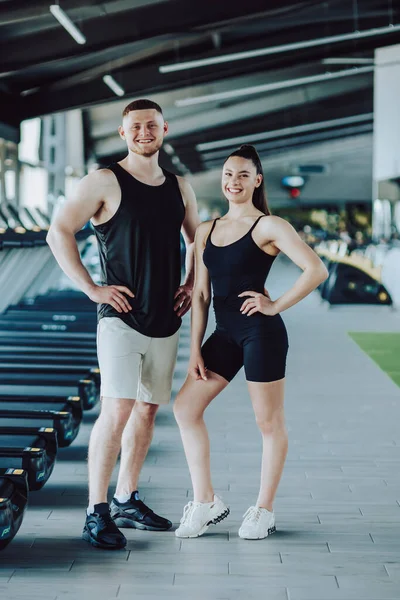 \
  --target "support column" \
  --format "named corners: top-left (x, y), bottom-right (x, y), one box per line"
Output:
top-left (373, 43), bottom-right (400, 305)
top-left (373, 43), bottom-right (400, 239)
